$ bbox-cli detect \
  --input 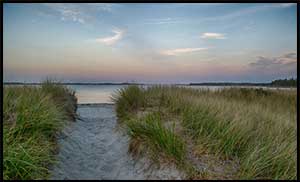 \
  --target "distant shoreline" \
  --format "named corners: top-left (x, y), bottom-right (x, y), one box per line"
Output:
top-left (3, 82), bottom-right (141, 86)
top-left (3, 82), bottom-right (297, 88)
